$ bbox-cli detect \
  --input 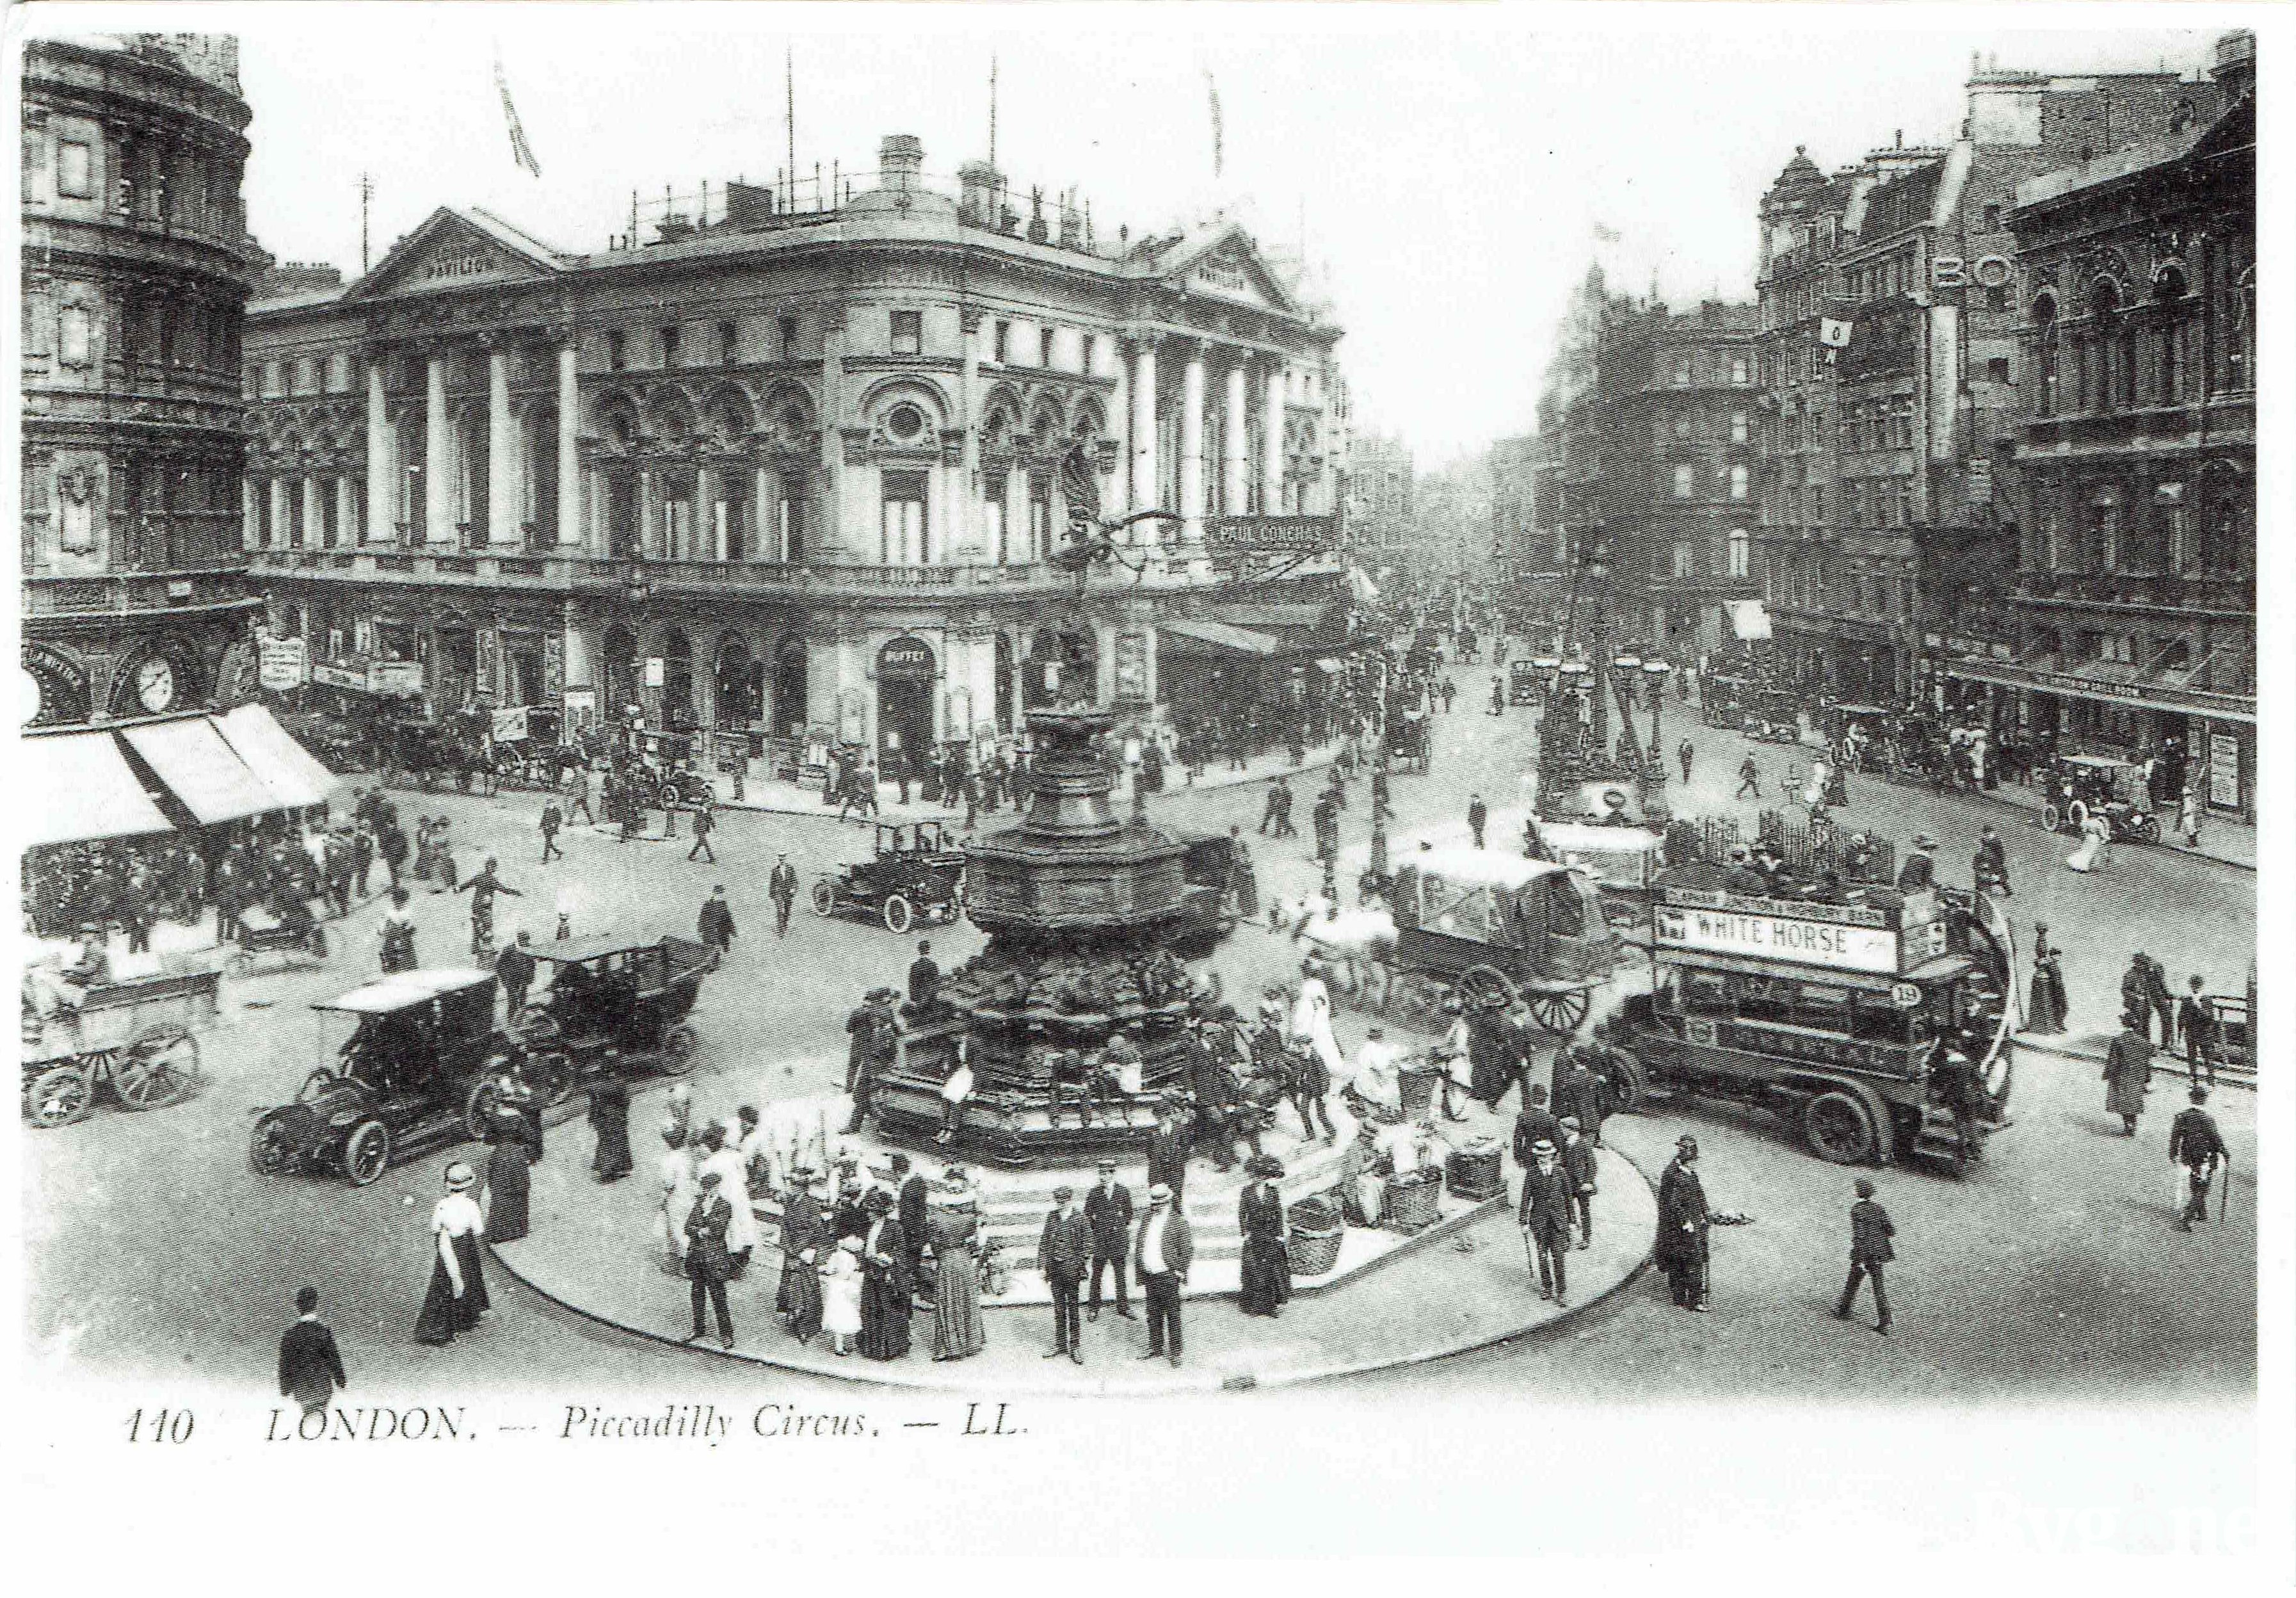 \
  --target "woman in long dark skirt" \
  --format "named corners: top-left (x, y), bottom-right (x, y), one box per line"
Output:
top-left (857, 1189), bottom-right (911, 1360)
top-left (784, 1246), bottom-right (824, 1345)
top-left (1236, 1155), bottom-right (1292, 1318)
top-left (414, 1162), bottom-right (490, 1344)
top-left (482, 1114), bottom-right (531, 1243)
top-left (588, 1072), bottom-right (633, 1182)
